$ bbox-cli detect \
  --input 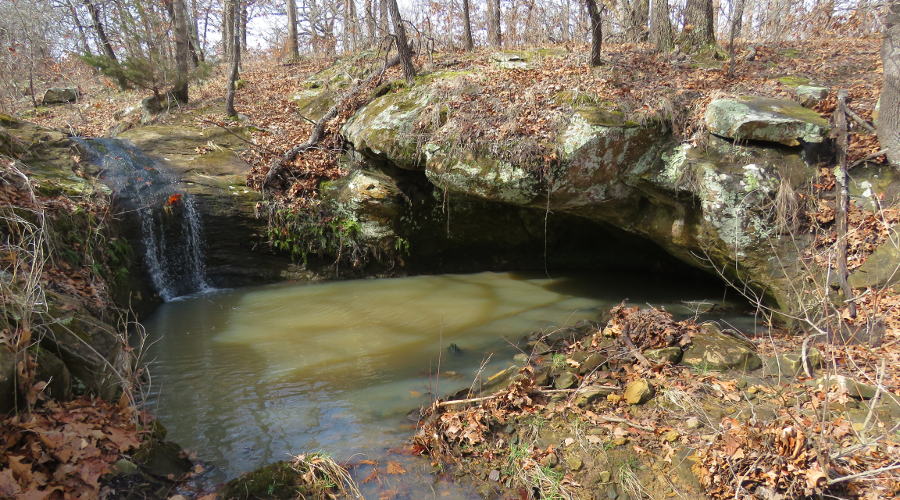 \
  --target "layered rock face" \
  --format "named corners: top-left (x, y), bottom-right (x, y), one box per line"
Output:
top-left (294, 65), bottom-right (897, 316)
